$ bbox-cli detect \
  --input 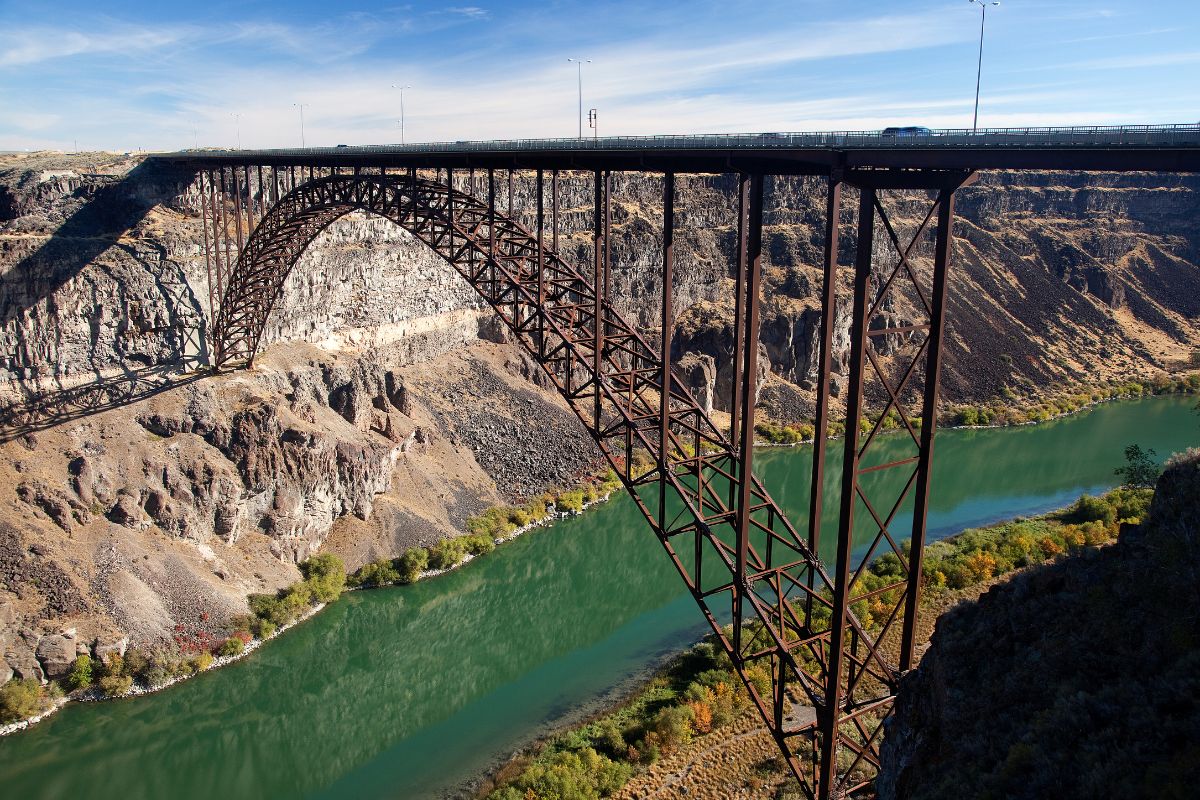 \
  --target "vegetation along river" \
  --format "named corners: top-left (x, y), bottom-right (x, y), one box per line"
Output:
top-left (1, 396), bottom-right (1197, 799)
